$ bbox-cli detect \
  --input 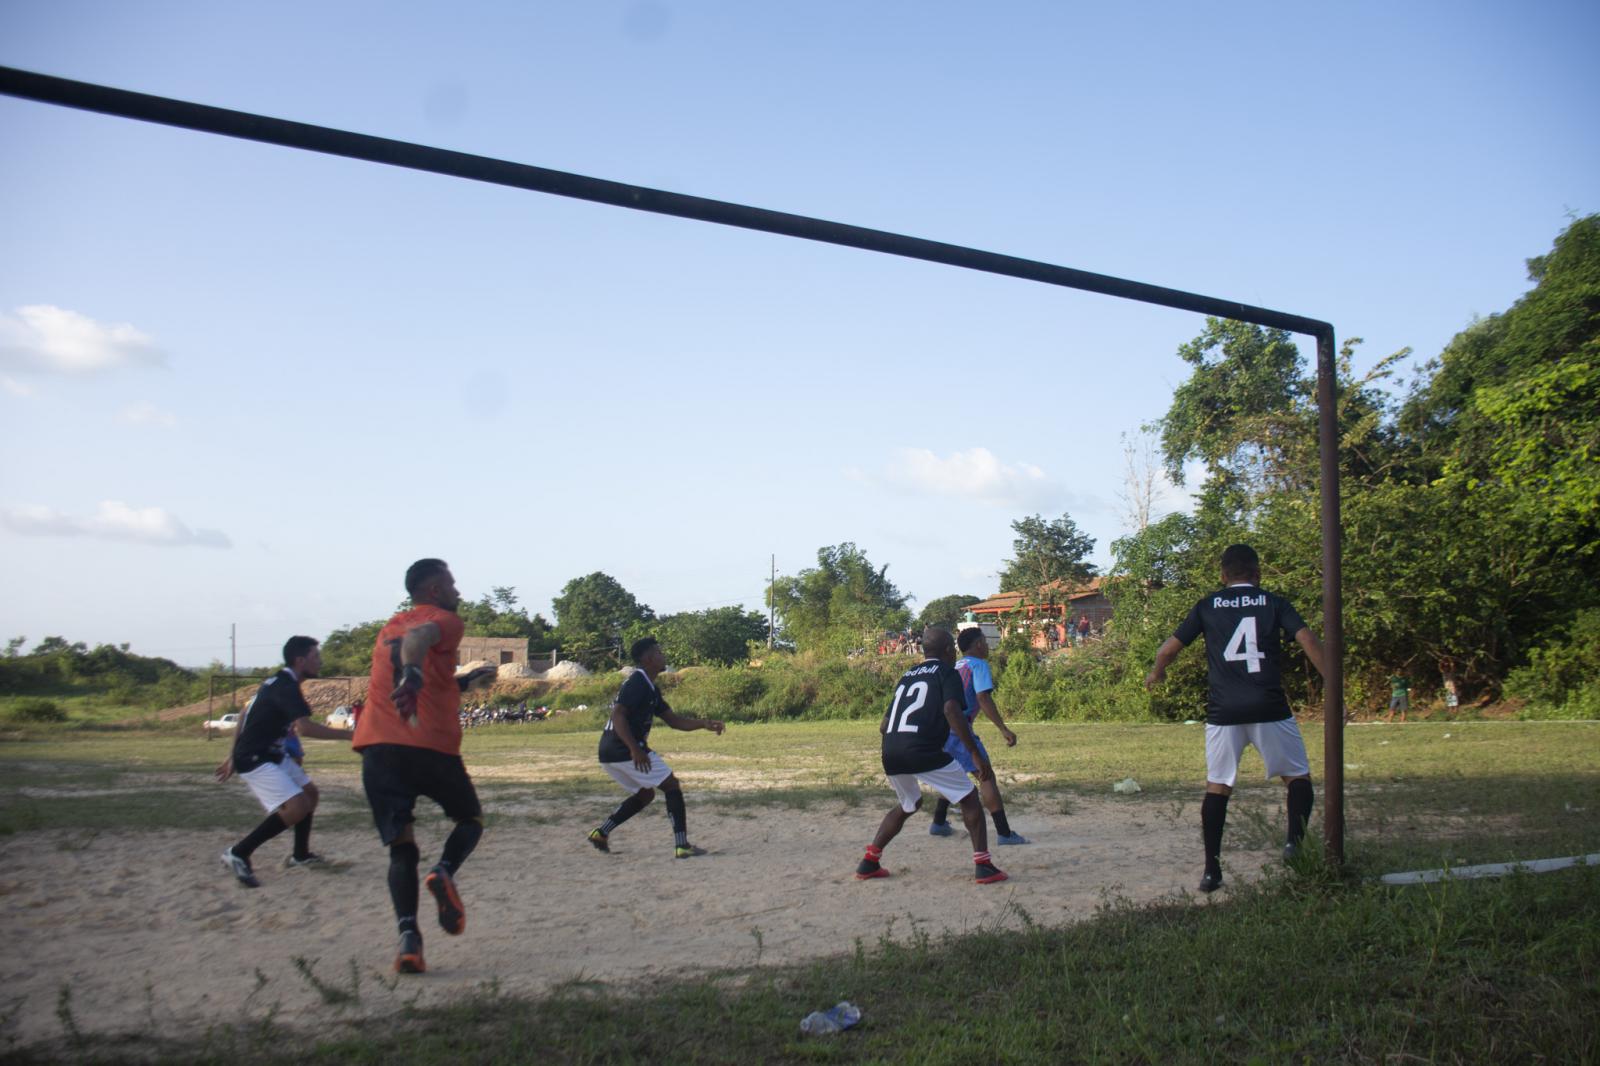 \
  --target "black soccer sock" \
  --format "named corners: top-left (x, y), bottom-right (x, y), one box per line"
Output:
top-left (292, 814), bottom-right (313, 860)
top-left (601, 791), bottom-right (653, 835)
top-left (665, 788), bottom-right (689, 848)
top-left (438, 819), bottom-right (483, 875)
top-left (1201, 792), bottom-right (1230, 876)
top-left (991, 807), bottom-right (1012, 838)
top-left (388, 841), bottom-right (420, 926)
top-left (932, 798), bottom-right (950, 825)
top-left (233, 812), bottom-right (287, 860)
top-left (1286, 779), bottom-right (1315, 845)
